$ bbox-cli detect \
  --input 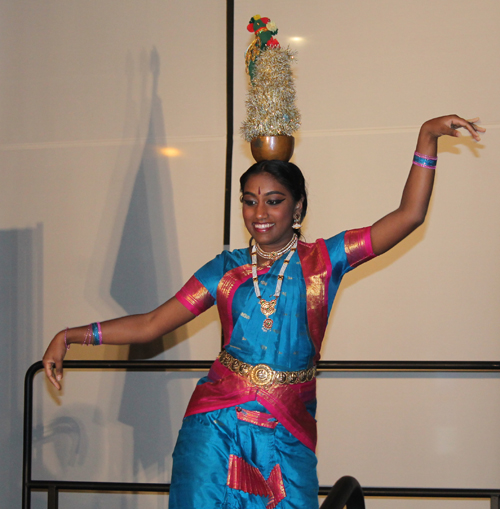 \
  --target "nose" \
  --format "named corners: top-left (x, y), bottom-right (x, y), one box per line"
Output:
top-left (255, 201), bottom-right (268, 219)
